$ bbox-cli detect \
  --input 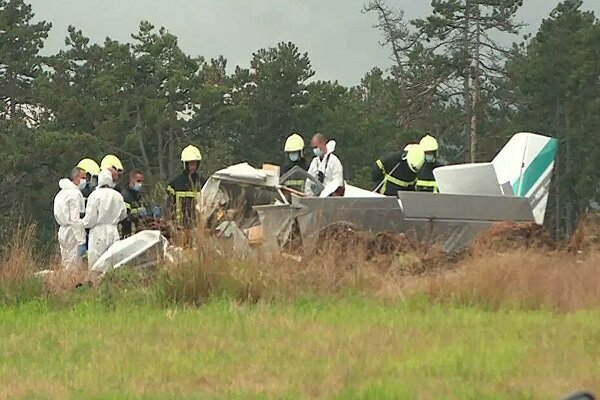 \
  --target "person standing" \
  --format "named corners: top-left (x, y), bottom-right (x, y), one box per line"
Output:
top-left (120, 169), bottom-right (146, 238)
top-left (167, 145), bottom-right (205, 228)
top-left (281, 133), bottom-right (309, 192)
top-left (416, 135), bottom-right (445, 193)
top-left (53, 167), bottom-right (87, 269)
top-left (83, 169), bottom-right (127, 267)
top-left (305, 133), bottom-right (345, 197)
